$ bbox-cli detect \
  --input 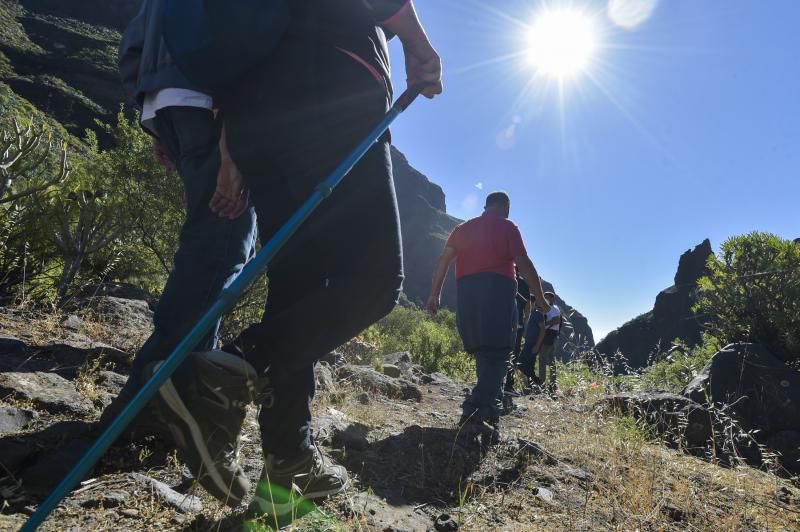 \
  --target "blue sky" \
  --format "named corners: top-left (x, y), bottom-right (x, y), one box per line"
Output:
top-left (388, 0), bottom-right (800, 340)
